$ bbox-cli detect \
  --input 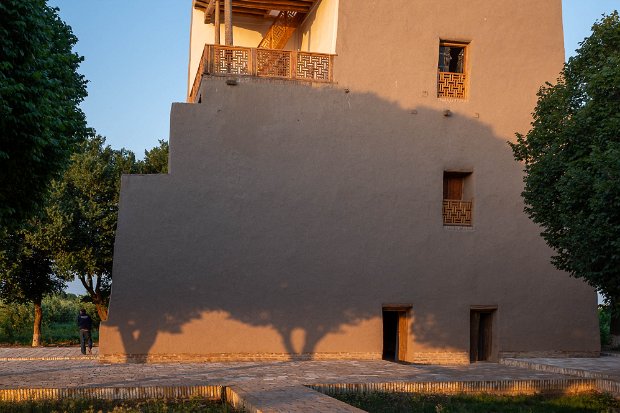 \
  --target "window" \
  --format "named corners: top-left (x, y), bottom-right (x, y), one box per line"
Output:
top-left (443, 171), bottom-right (472, 226)
top-left (437, 41), bottom-right (469, 99)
